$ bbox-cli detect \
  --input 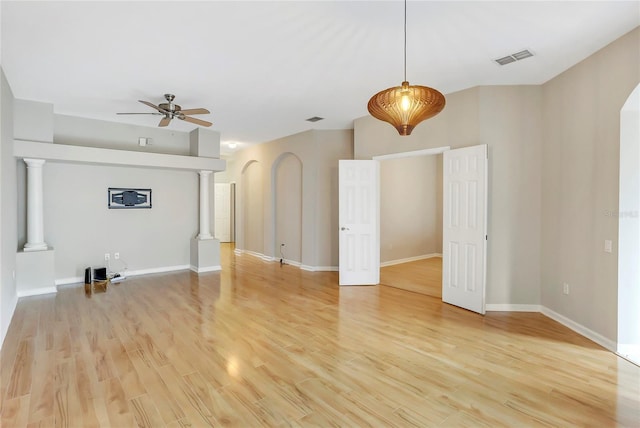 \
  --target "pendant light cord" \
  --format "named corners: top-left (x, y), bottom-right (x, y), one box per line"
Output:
top-left (404, 0), bottom-right (407, 82)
